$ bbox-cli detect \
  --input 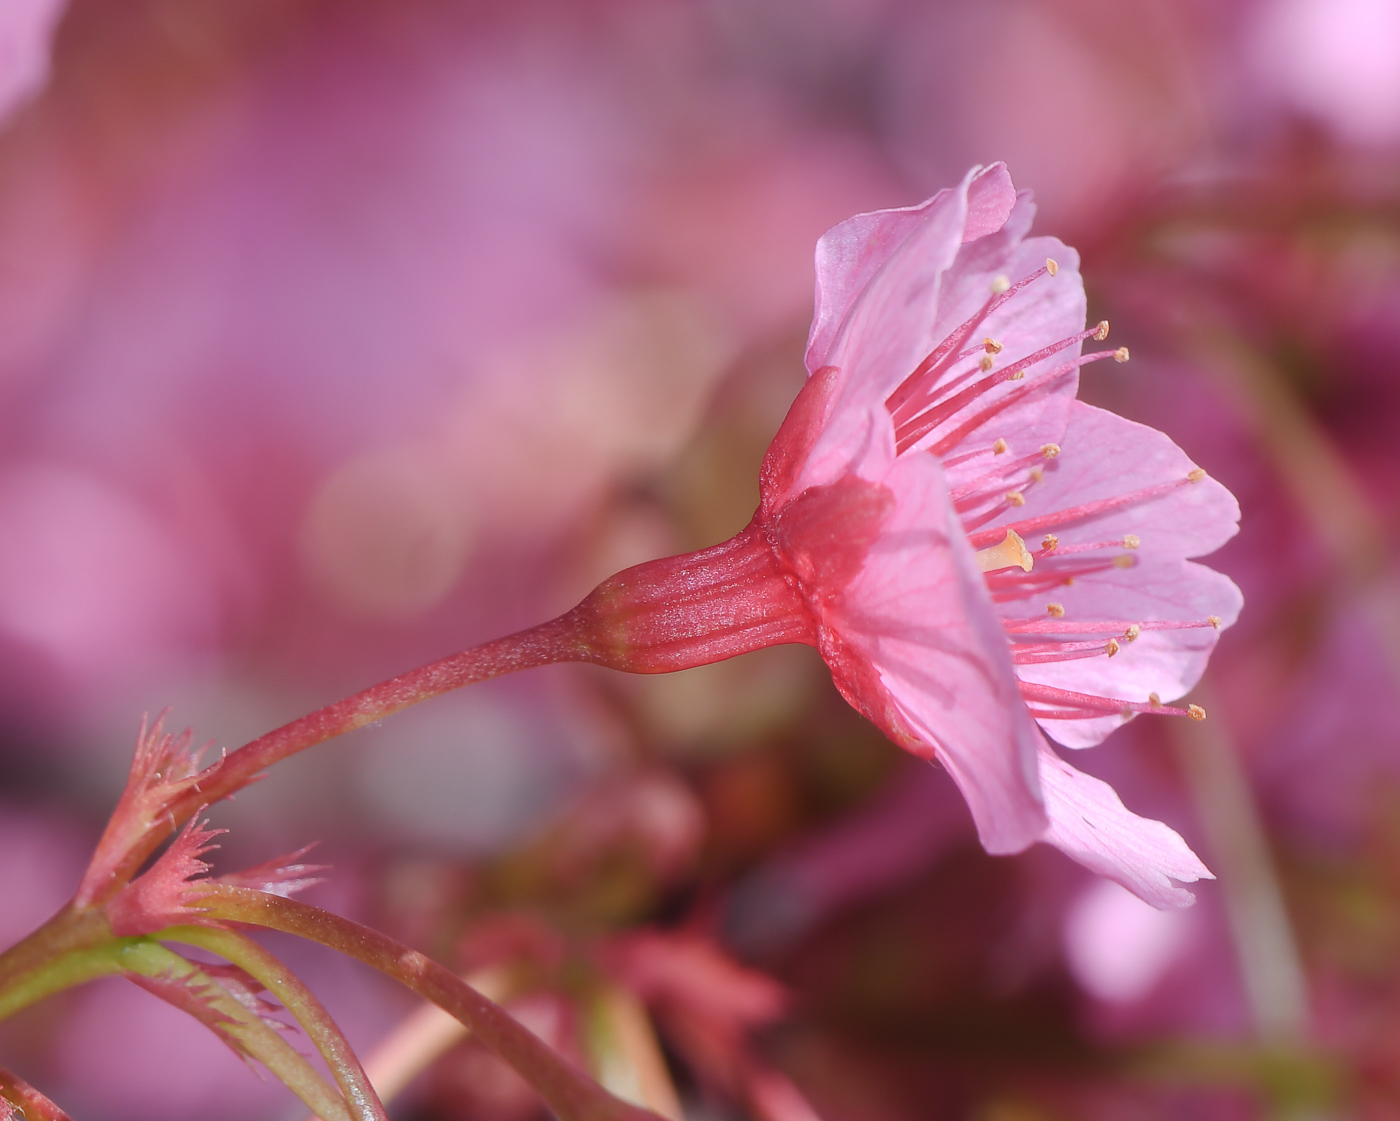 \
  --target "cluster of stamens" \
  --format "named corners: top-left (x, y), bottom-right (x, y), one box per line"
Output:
top-left (885, 261), bottom-right (1219, 725)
